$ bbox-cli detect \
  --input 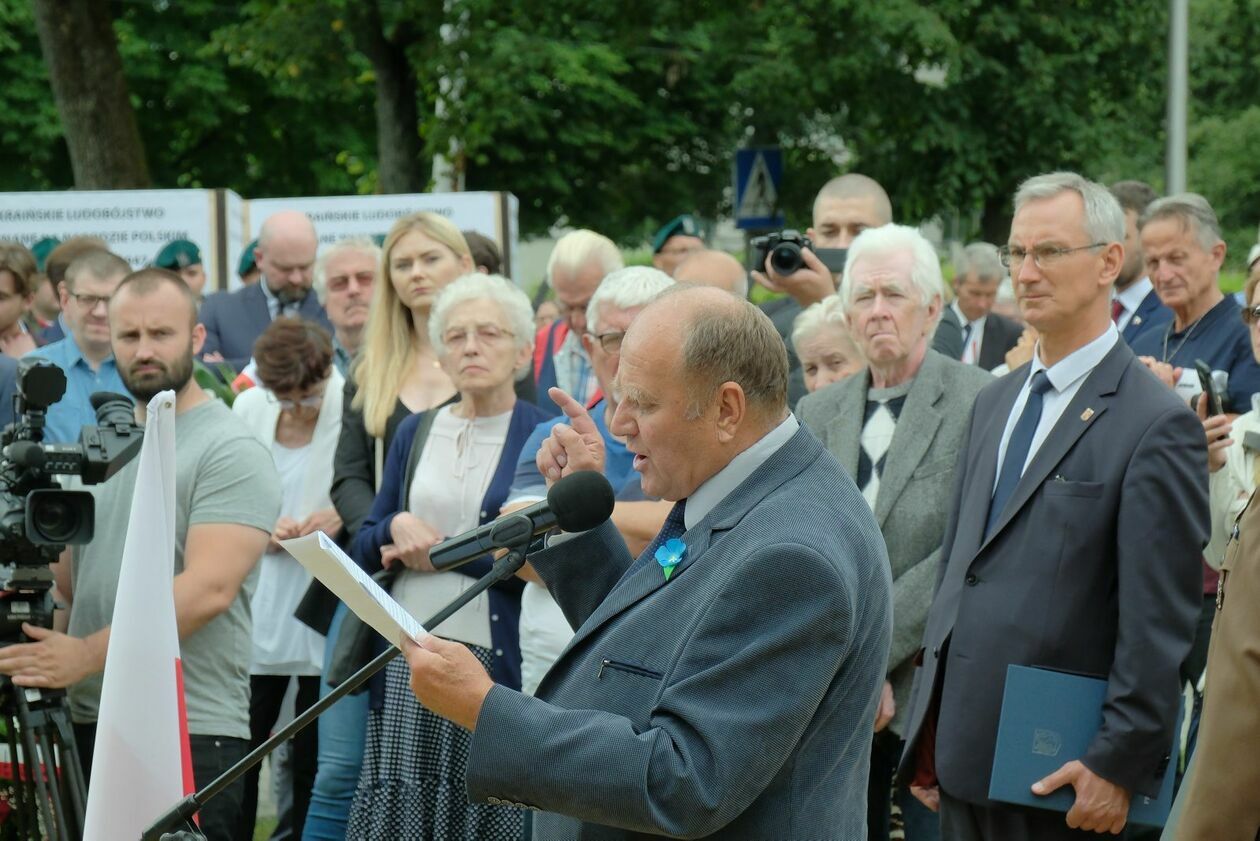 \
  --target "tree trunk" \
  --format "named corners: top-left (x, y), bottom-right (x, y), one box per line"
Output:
top-left (980, 192), bottom-right (1012, 245)
top-left (31, 0), bottom-right (150, 188)
top-left (353, 0), bottom-right (426, 194)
